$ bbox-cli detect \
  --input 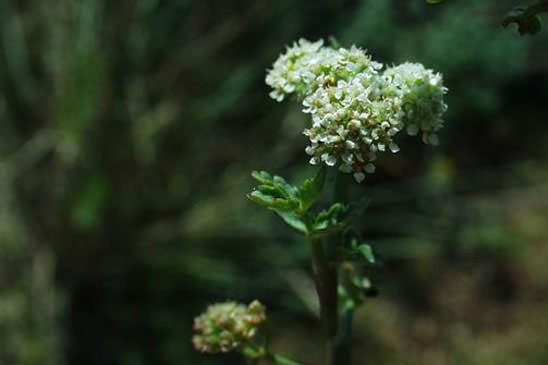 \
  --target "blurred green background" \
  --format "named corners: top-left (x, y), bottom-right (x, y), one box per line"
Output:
top-left (1, 0), bottom-right (548, 364)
